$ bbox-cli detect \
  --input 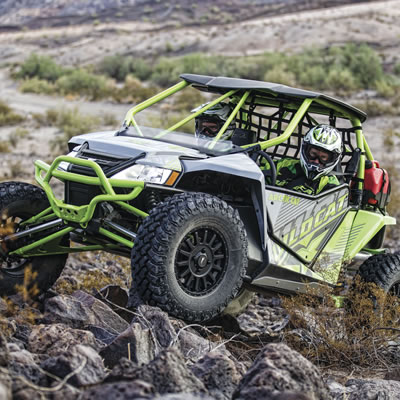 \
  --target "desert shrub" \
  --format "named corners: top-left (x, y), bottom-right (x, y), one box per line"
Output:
top-left (111, 75), bottom-right (158, 104)
top-left (327, 43), bottom-right (384, 87)
top-left (352, 100), bottom-right (396, 117)
top-left (54, 108), bottom-right (100, 137)
top-left (325, 68), bottom-right (357, 92)
top-left (131, 58), bottom-right (152, 81)
top-left (0, 141), bottom-right (10, 153)
top-left (56, 69), bottom-right (111, 100)
top-left (19, 77), bottom-right (56, 95)
top-left (151, 57), bottom-right (180, 87)
top-left (147, 110), bottom-right (194, 133)
top-left (172, 87), bottom-right (206, 112)
top-left (282, 278), bottom-right (400, 369)
top-left (99, 55), bottom-right (152, 82)
top-left (375, 76), bottom-right (400, 98)
top-left (46, 107), bottom-right (100, 151)
top-left (0, 100), bottom-right (25, 126)
top-left (264, 66), bottom-right (296, 86)
top-left (98, 54), bottom-right (132, 81)
top-left (102, 112), bottom-right (119, 127)
top-left (16, 53), bottom-right (64, 82)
